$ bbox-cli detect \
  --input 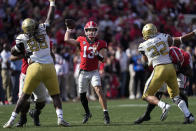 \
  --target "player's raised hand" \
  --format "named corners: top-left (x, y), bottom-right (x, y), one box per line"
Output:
top-left (65, 19), bottom-right (75, 30)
